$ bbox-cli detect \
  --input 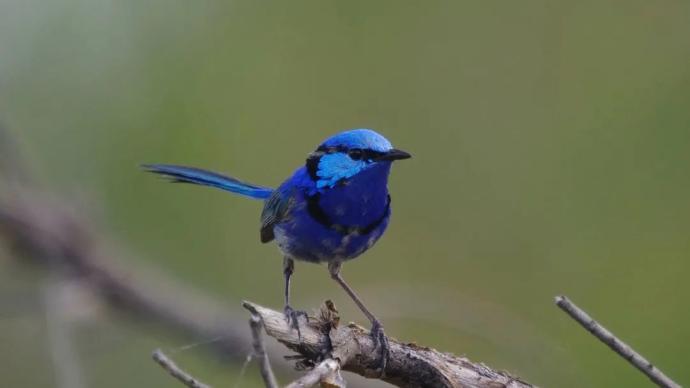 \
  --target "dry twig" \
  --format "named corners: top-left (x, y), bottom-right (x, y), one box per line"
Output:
top-left (285, 359), bottom-right (345, 388)
top-left (250, 314), bottom-right (279, 388)
top-left (152, 349), bottom-right (211, 388)
top-left (555, 296), bottom-right (680, 388)
top-left (249, 311), bottom-right (345, 388)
